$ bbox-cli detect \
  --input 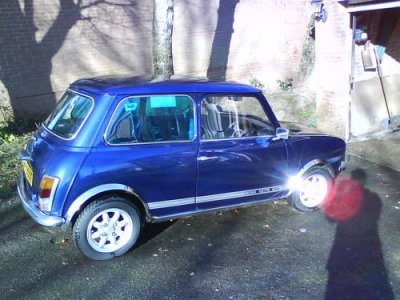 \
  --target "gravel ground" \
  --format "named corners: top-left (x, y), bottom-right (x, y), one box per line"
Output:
top-left (0, 154), bottom-right (399, 299)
